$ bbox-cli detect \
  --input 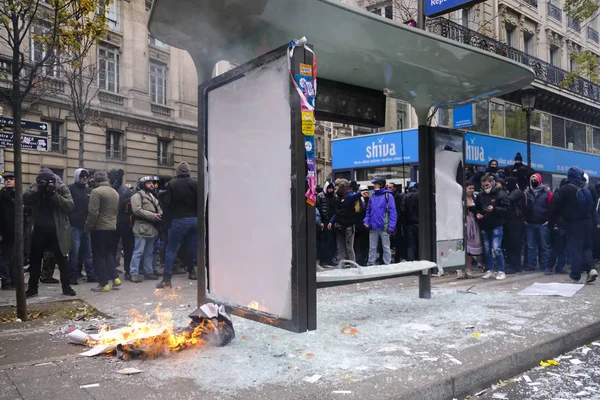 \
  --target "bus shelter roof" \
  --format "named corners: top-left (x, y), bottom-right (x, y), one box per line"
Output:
top-left (148, 0), bottom-right (534, 111)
